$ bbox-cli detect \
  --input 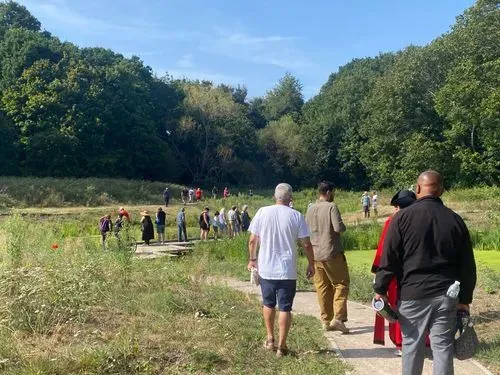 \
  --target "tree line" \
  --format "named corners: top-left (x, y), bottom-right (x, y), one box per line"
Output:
top-left (0, 0), bottom-right (498, 189)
